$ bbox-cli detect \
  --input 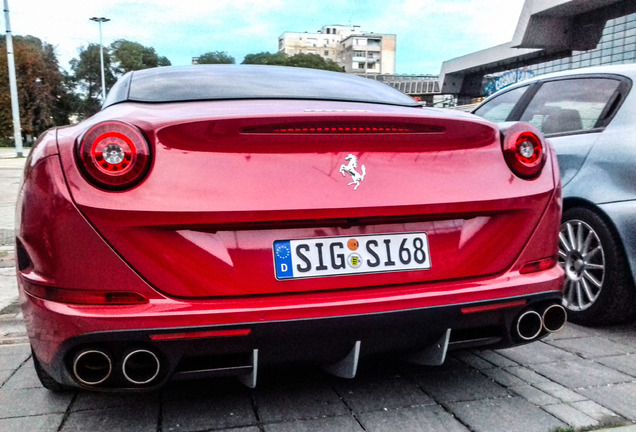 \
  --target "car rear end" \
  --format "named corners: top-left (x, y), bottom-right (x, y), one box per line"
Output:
top-left (16, 68), bottom-right (564, 391)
